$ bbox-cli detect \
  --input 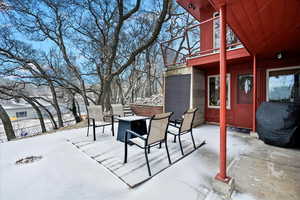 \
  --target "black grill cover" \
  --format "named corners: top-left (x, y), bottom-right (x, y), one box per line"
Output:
top-left (256, 102), bottom-right (300, 148)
